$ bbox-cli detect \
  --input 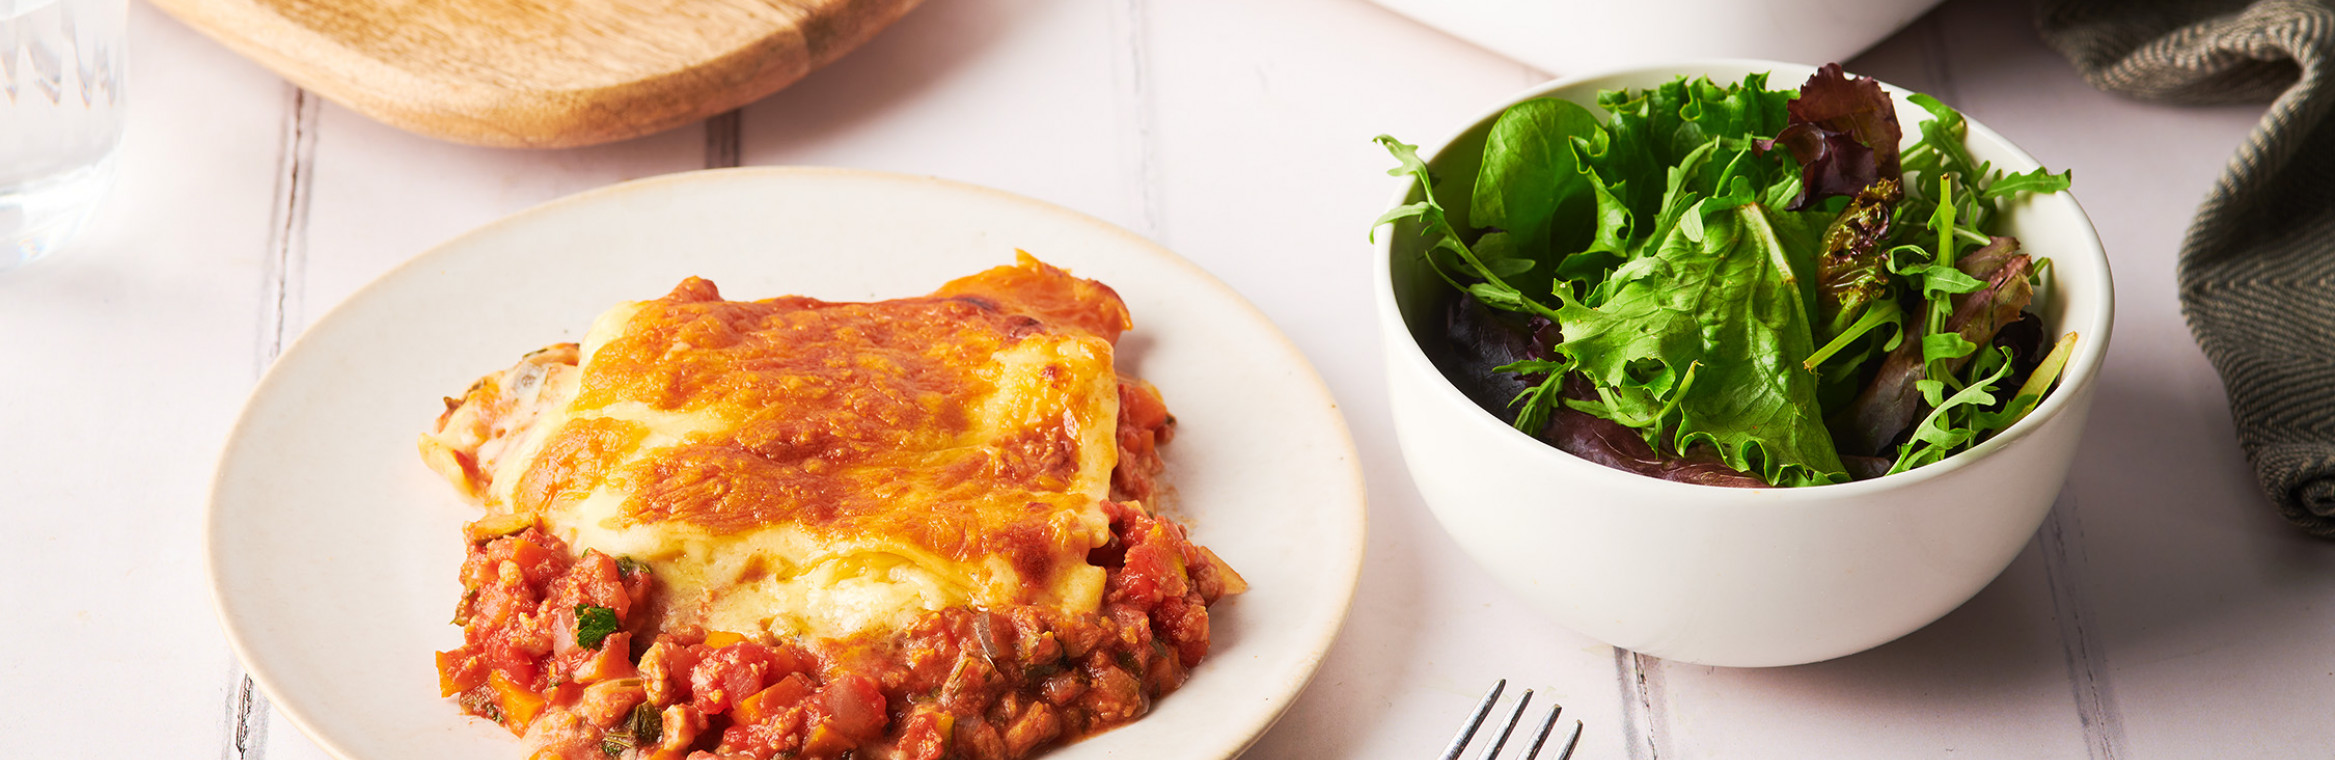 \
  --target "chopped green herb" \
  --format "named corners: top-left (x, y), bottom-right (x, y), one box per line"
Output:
top-left (575, 604), bottom-right (620, 649)
top-left (628, 701), bottom-right (663, 746)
